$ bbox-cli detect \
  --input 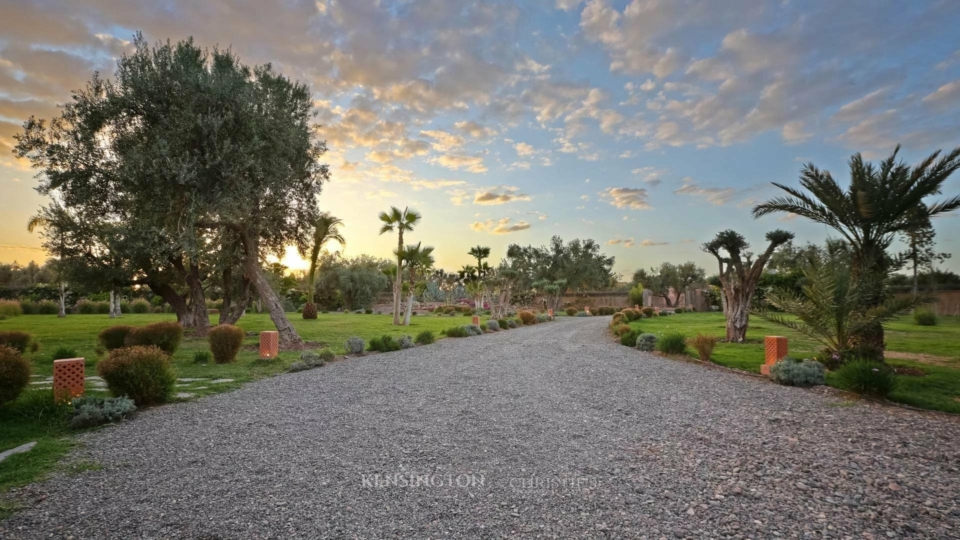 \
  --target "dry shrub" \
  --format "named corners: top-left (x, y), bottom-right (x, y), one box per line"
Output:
top-left (688, 333), bottom-right (717, 362)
